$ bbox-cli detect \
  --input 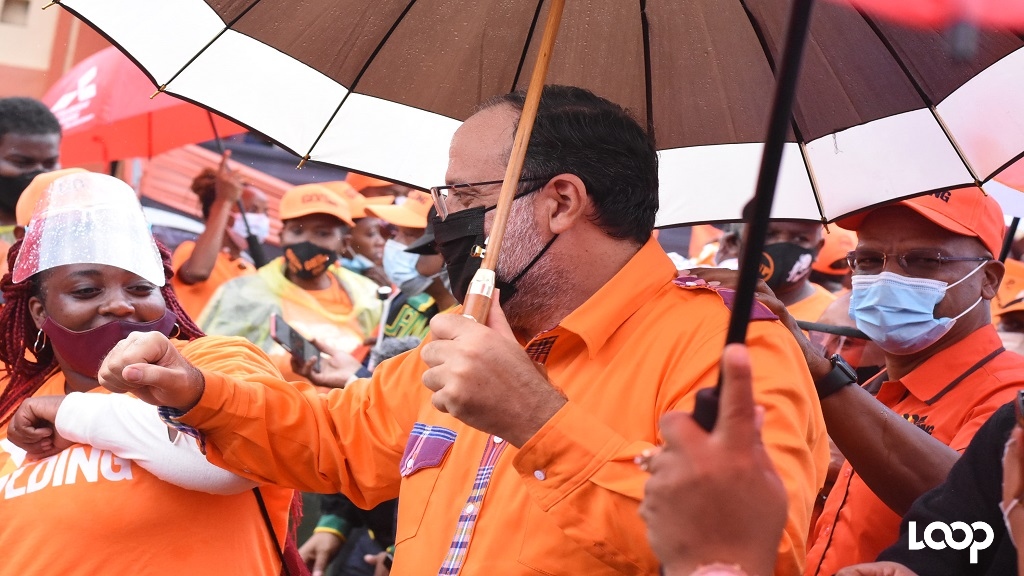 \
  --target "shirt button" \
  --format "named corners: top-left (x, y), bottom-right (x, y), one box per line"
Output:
top-left (493, 437), bottom-right (504, 444)
top-left (464, 503), bottom-right (476, 514)
top-left (534, 470), bottom-right (546, 481)
top-left (405, 458), bottom-right (414, 470)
